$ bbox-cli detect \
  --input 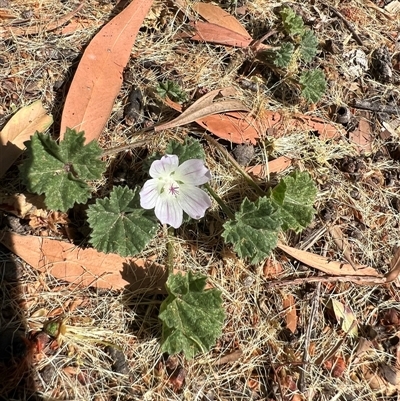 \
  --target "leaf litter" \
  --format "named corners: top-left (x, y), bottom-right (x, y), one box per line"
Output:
top-left (0, 0), bottom-right (400, 399)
